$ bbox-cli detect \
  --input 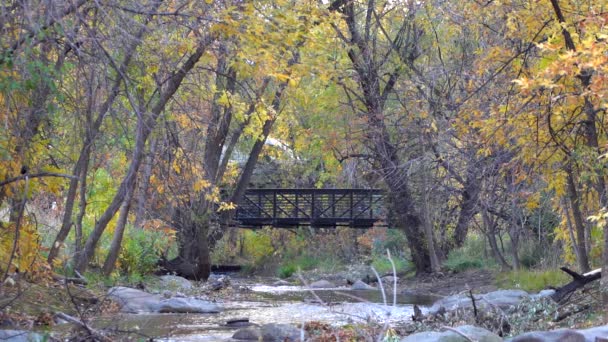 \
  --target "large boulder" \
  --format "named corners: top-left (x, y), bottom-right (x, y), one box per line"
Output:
top-left (579, 325), bottom-right (608, 340)
top-left (309, 280), bottom-right (336, 289)
top-left (508, 329), bottom-right (585, 342)
top-left (508, 325), bottom-right (608, 342)
top-left (429, 290), bottom-right (529, 314)
top-left (233, 323), bottom-right (303, 341)
top-left (107, 286), bottom-right (220, 313)
top-left (482, 290), bottom-right (529, 309)
top-left (153, 297), bottom-right (221, 313)
top-left (0, 330), bottom-right (46, 342)
top-left (233, 327), bottom-right (262, 340)
top-left (108, 286), bottom-right (163, 313)
top-left (401, 325), bottom-right (501, 342)
top-left (159, 275), bottom-right (193, 291)
top-left (351, 280), bottom-right (376, 290)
